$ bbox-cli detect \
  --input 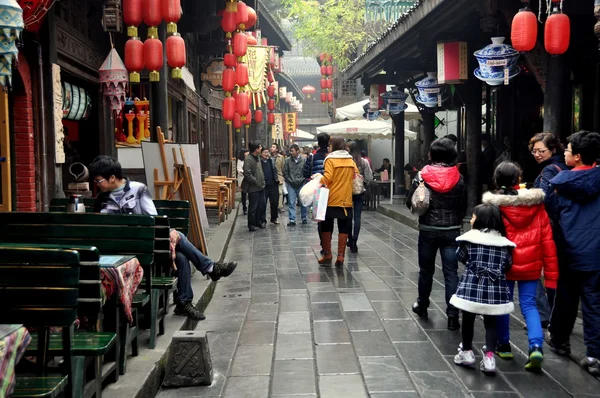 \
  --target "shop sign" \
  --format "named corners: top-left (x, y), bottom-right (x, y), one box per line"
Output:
top-left (201, 58), bottom-right (225, 90)
top-left (272, 113), bottom-right (283, 141)
top-left (437, 41), bottom-right (468, 84)
top-left (284, 112), bottom-right (297, 135)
